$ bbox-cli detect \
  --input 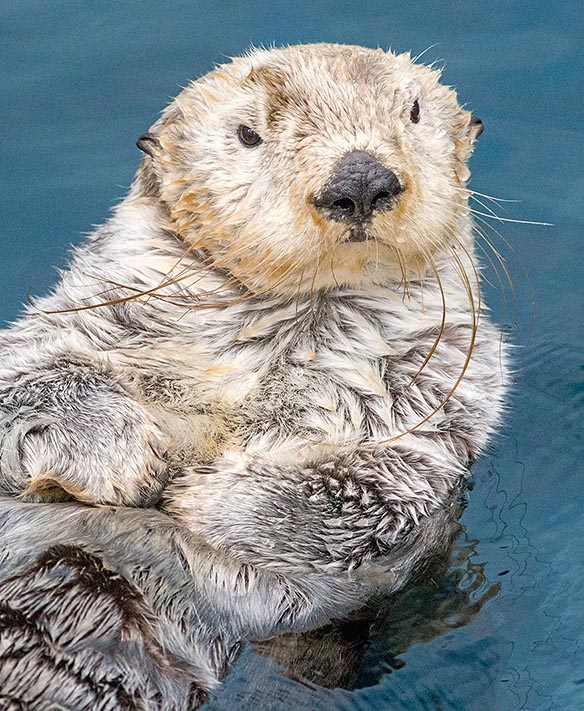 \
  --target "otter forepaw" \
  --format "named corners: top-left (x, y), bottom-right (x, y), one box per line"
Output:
top-left (17, 406), bottom-right (170, 507)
